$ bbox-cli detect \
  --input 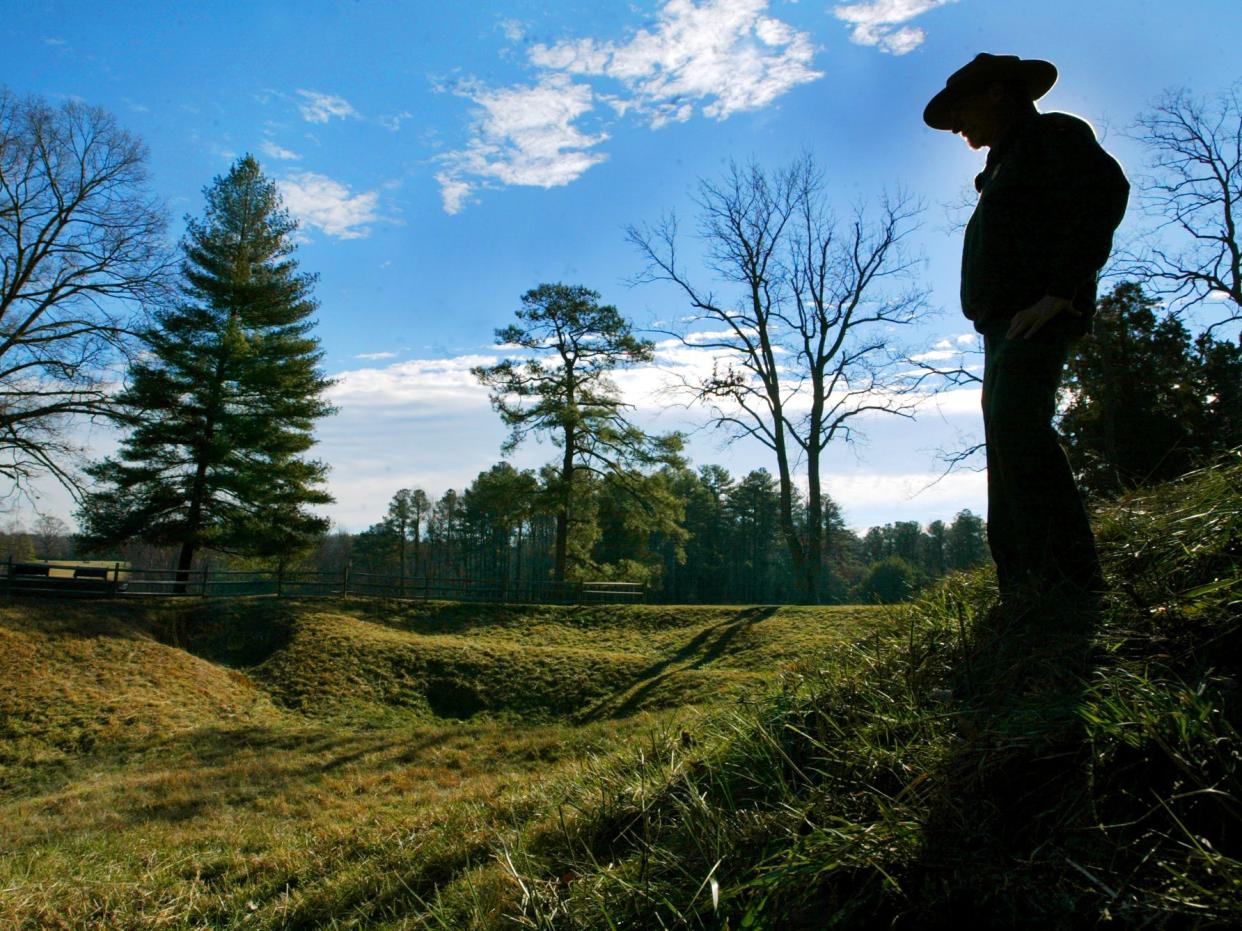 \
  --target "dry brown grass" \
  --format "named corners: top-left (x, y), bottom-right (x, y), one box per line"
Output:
top-left (0, 596), bottom-right (882, 928)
